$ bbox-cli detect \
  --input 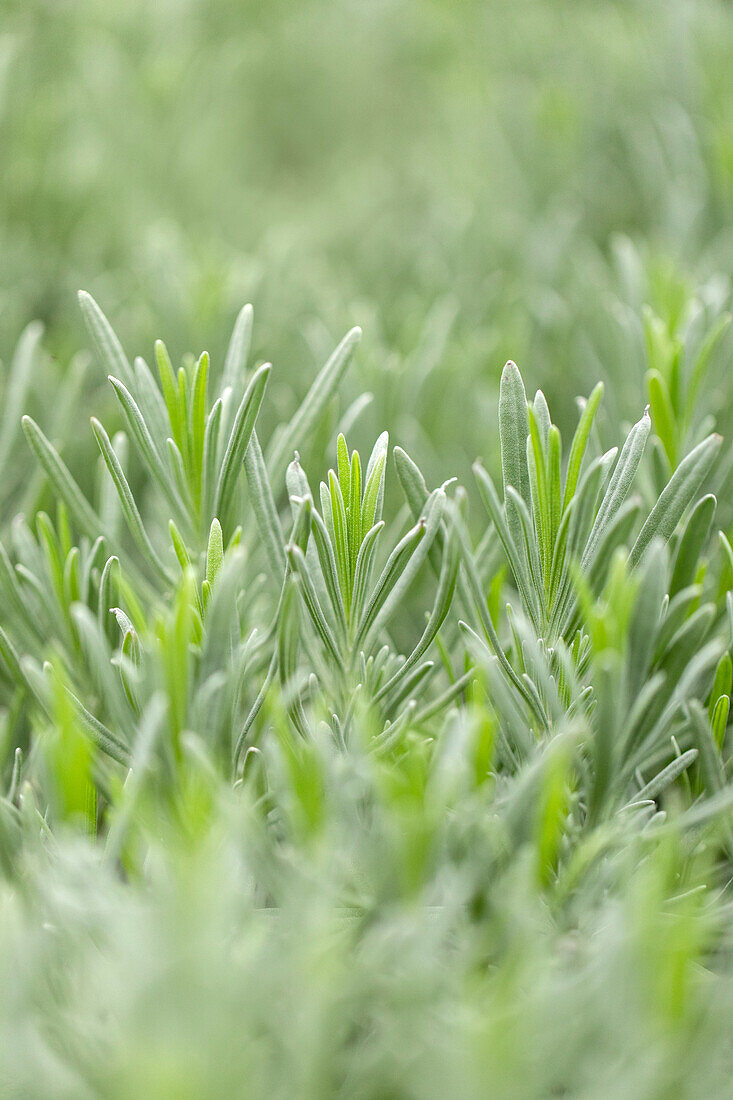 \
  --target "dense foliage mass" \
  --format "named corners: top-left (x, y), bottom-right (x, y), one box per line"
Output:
top-left (2, 1), bottom-right (733, 1096)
